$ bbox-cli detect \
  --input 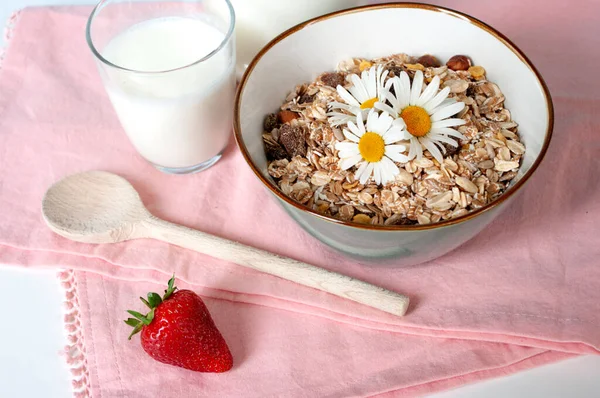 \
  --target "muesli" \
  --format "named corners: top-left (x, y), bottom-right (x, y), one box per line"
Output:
top-left (263, 54), bottom-right (525, 225)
